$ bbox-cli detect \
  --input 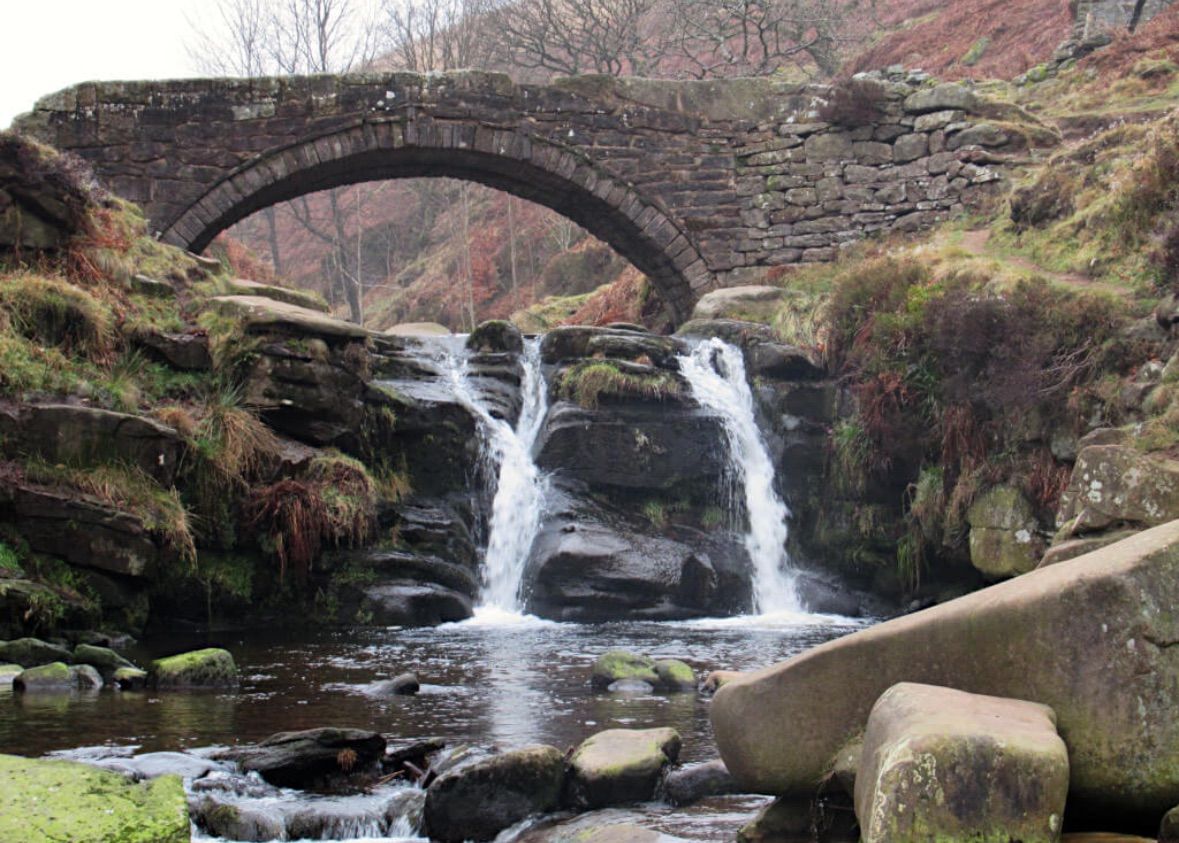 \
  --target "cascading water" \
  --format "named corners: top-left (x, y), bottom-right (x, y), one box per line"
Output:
top-left (444, 338), bottom-right (549, 614)
top-left (678, 337), bottom-right (801, 614)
